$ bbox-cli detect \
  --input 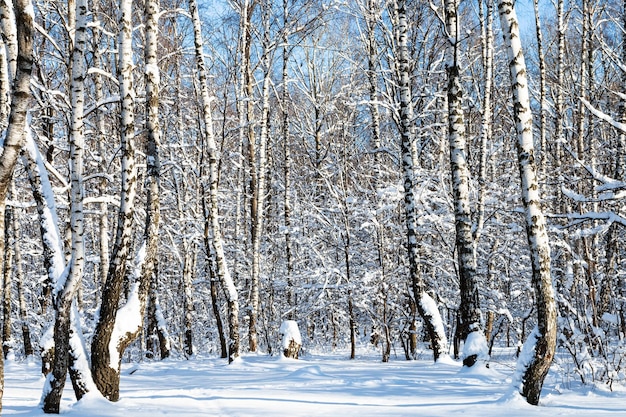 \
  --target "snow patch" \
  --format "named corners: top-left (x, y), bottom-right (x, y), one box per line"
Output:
top-left (109, 282), bottom-right (143, 369)
top-left (462, 330), bottom-right (489, 363)
top-left (145, 63), bottom-right (160, 86)
top-left (279, 320), bottom-right (302, 349)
